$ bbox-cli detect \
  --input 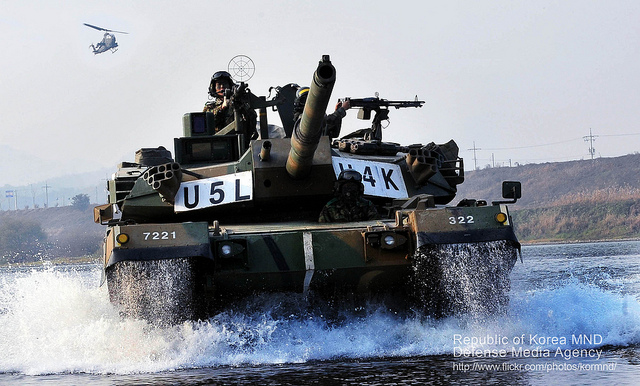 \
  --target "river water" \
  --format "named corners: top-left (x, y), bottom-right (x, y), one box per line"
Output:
top-left (1, 240), bottom-right (639, 385)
